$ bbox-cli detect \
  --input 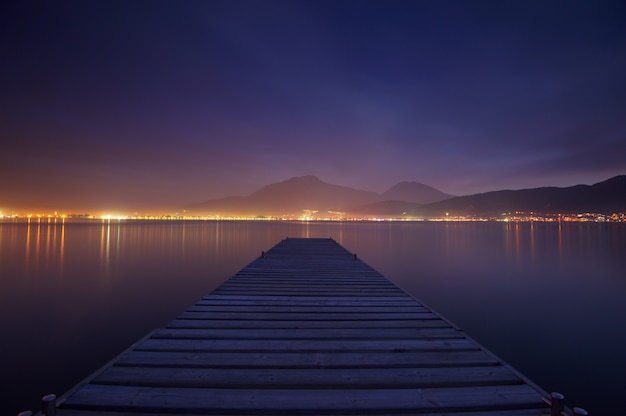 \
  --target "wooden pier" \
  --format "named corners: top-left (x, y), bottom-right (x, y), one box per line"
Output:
top-left (44, 238), bottom-right (558, 415)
